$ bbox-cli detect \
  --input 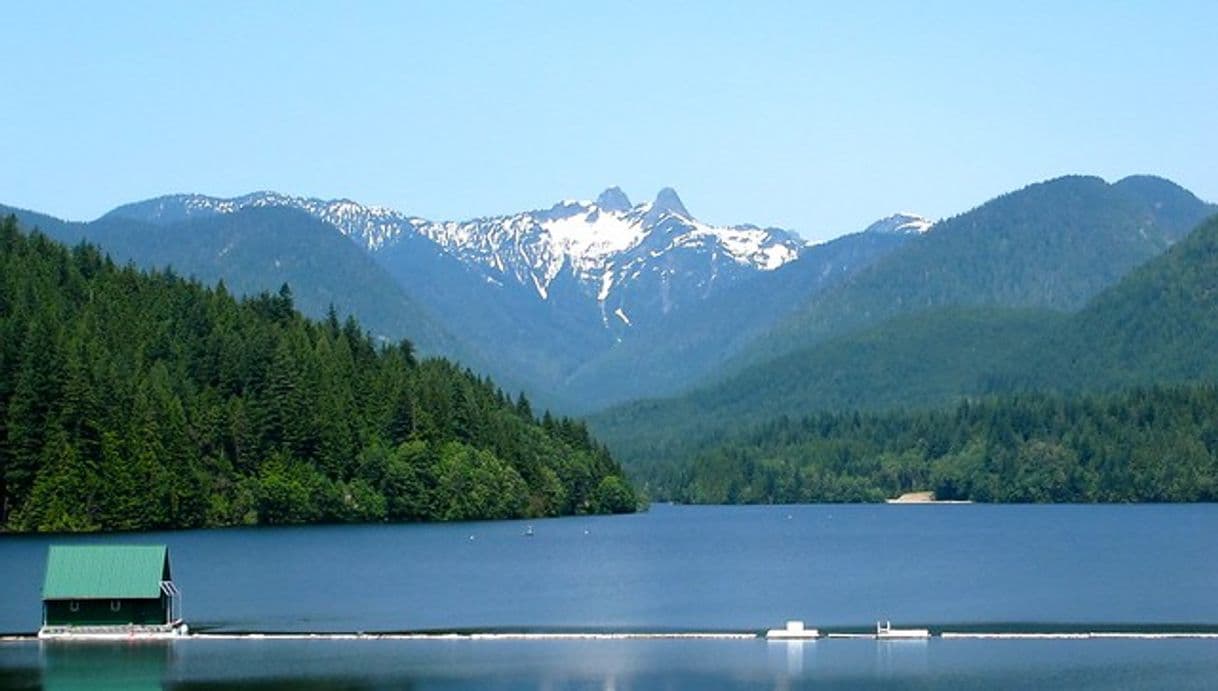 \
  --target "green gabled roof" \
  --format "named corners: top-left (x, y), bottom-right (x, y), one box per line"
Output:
top-left (42, 545), bottom-right (170, 600)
